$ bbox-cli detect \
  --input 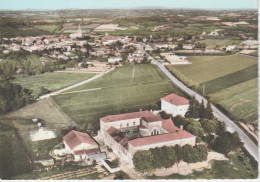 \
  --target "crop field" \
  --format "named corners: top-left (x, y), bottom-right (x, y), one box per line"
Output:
top-left (0, 27), bottom-right (49, 38)
top-left (166, 55), bottom-right (258, 123)
top-left (12, 72), bottom-right (95, 97)
top-left (53, 64), bottom-right (186, 133)
top-left (198, 39), bottom-right (242, 49)
top-left (0, 120), bottom-right (32, 179)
